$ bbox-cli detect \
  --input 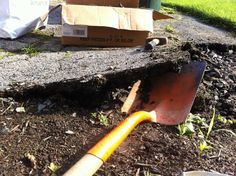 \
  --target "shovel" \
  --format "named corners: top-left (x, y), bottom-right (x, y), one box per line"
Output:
top-left (63, 61), bottom-right (206, 176)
